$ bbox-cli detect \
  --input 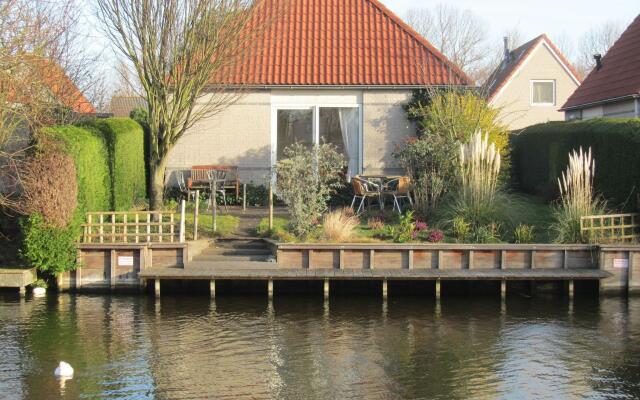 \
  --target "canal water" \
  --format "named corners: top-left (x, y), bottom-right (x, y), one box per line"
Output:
top-left (1, 292), bottom-right (640, 399)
